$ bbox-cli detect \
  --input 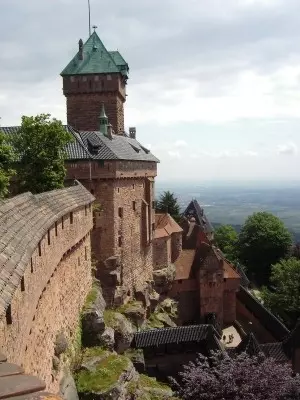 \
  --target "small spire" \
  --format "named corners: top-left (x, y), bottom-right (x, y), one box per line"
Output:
top-left (92, 25), bottom-right (98, 32)
top-left (99, 103), bottom-right (108, 136)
